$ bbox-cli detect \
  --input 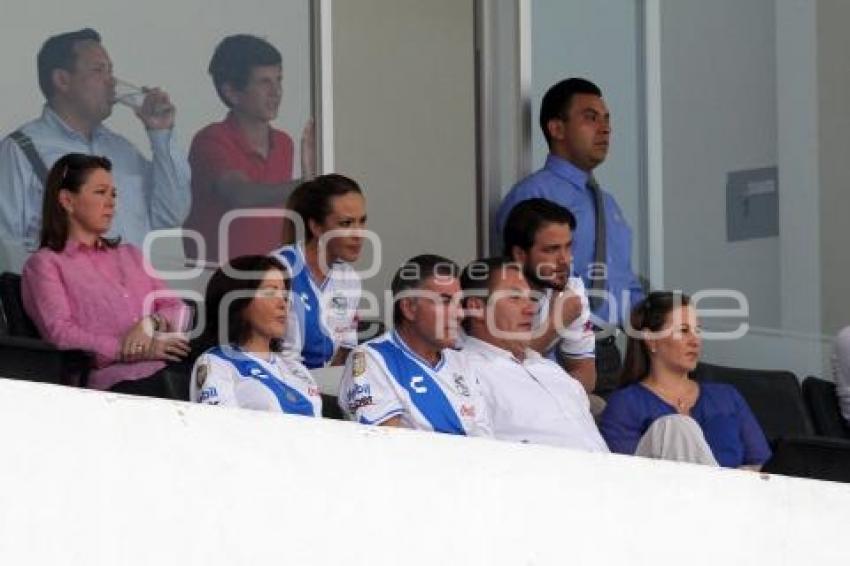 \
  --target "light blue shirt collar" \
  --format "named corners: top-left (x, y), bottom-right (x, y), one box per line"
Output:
top-left (544, 153), bottom-right (592, 190)
top-left (41, 104), bottom-right (106, 142)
